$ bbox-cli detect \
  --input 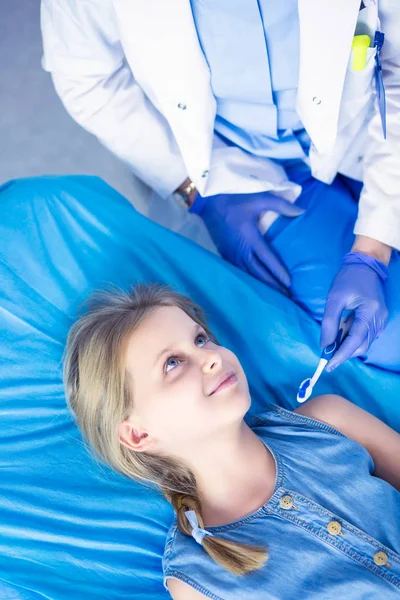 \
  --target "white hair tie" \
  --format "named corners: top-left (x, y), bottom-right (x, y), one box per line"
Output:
top-left (185, 510), bottom-right (213, 545)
